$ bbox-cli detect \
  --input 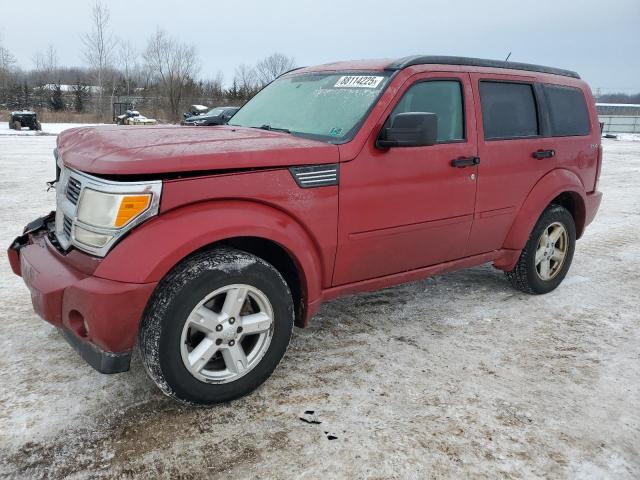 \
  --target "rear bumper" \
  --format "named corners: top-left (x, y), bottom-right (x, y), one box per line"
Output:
top-left (8, 214), bottom-right (157, 373)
